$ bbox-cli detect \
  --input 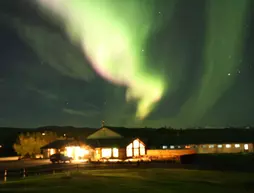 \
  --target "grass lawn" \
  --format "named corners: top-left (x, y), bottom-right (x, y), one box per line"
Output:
top-left (1, 168), bottom-right (254, 193)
